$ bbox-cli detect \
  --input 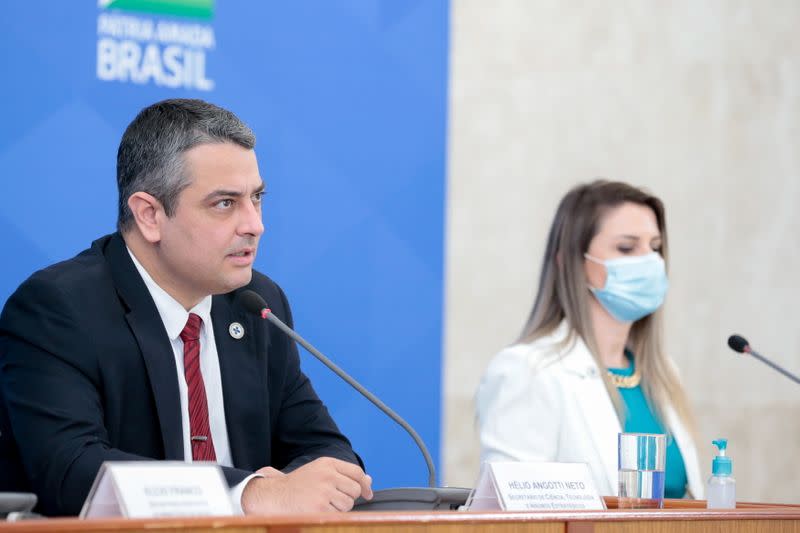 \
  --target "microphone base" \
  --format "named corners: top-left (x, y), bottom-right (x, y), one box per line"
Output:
top-left (0, 492), bottom-right (37, 518)
top-left (353, 487), bottom-right (472, 511)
